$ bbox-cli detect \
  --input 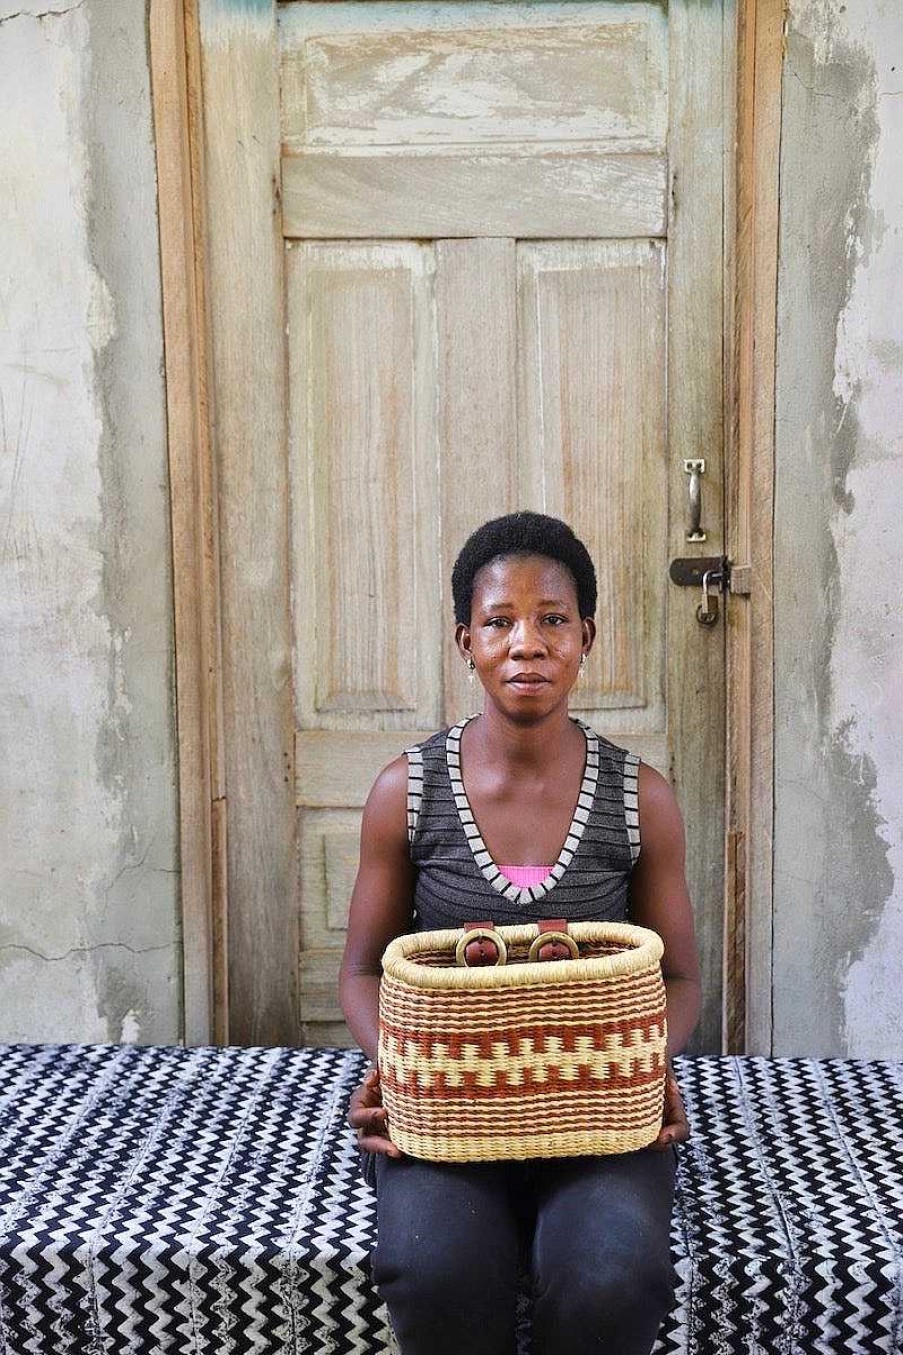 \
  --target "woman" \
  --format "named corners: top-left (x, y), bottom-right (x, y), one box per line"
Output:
top-left (340, 511), bottom-right (701, 1355)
